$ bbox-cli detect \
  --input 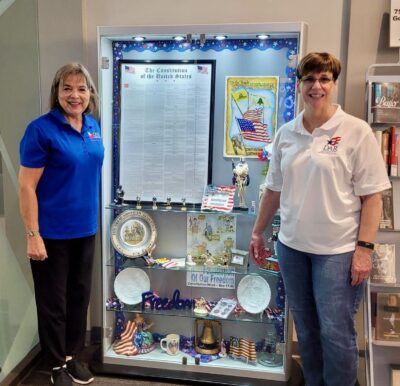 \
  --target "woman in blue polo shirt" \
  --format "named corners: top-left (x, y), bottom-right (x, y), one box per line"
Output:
top-left (19, 63), bottom-right (104, 386)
